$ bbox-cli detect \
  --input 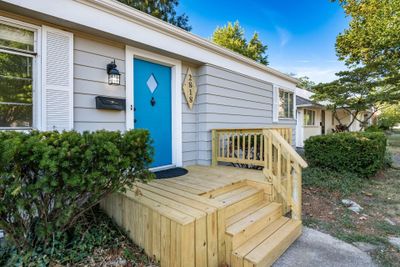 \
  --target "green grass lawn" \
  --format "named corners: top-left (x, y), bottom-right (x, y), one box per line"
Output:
top-left (302, 132), bottom-right (400, 266)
